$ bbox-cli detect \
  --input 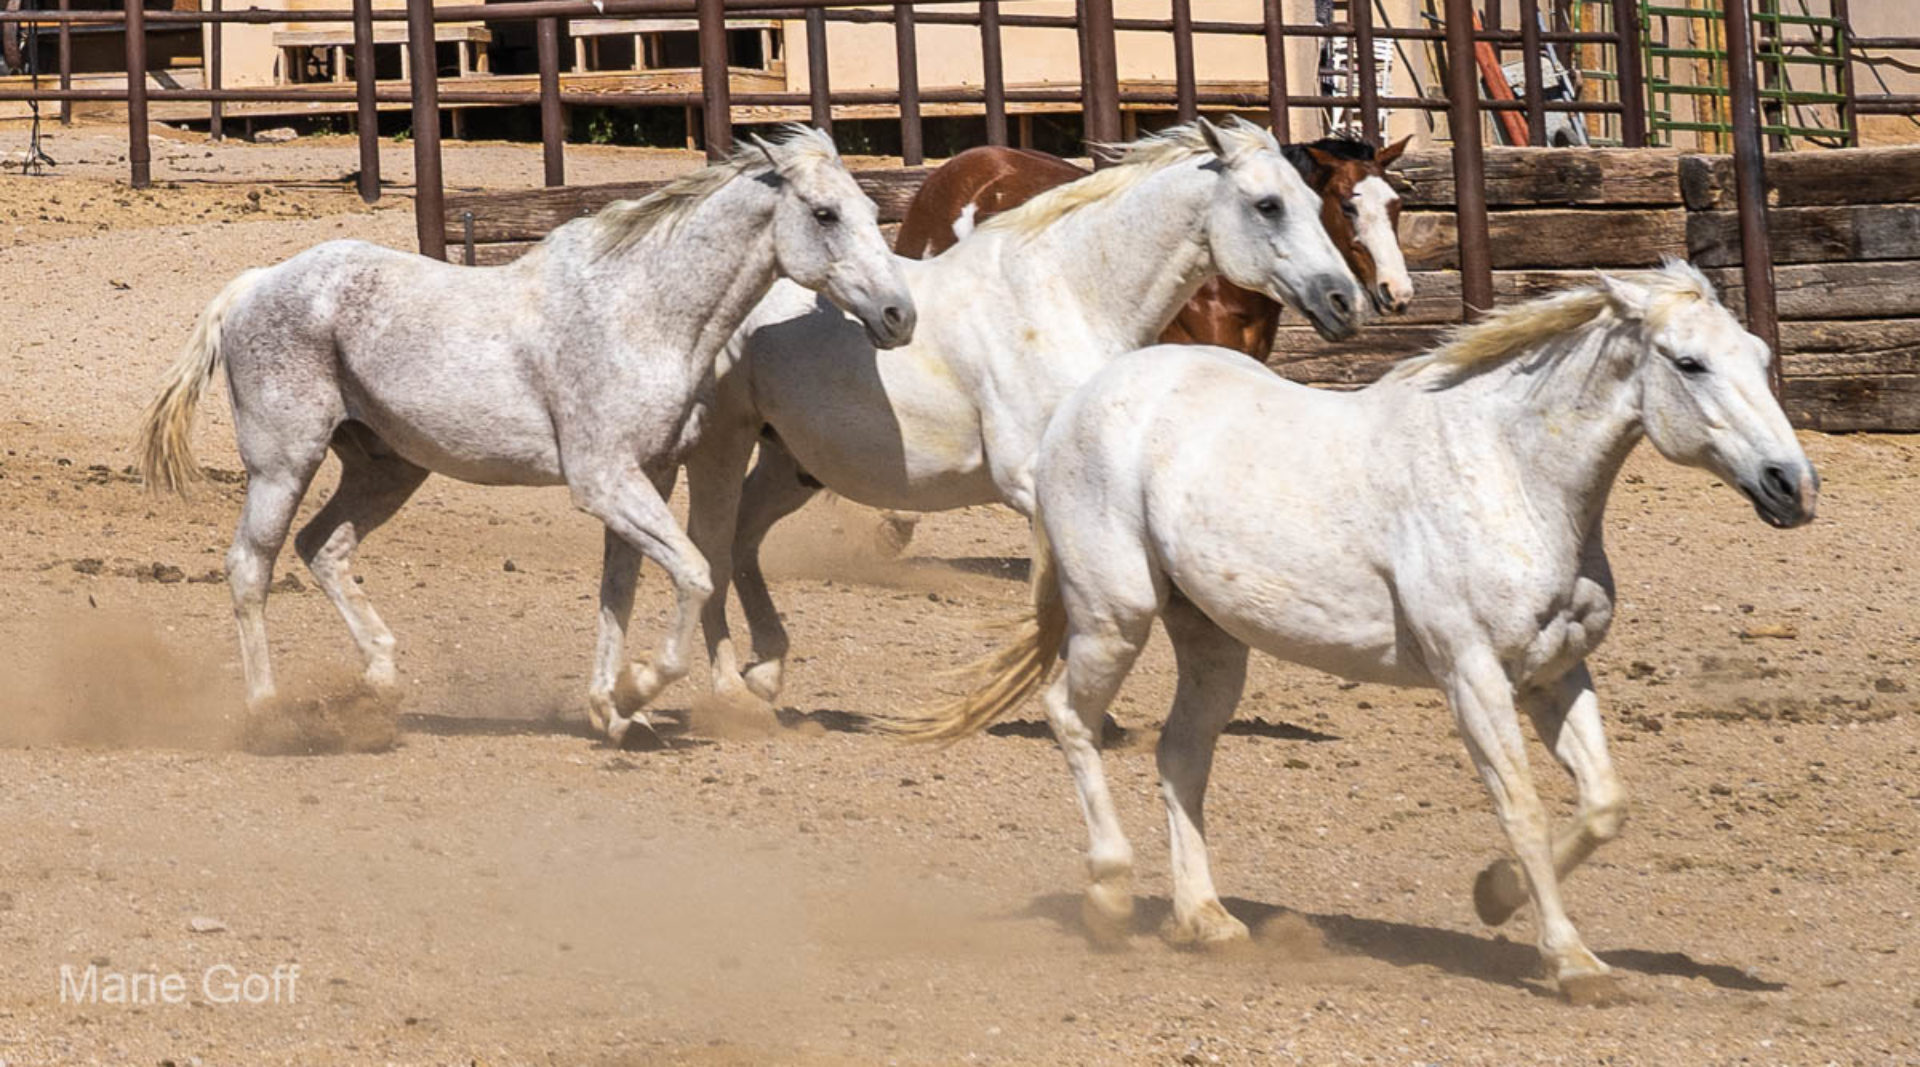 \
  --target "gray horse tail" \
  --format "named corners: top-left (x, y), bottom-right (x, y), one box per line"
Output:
top-left (880, 505), bottom-right (1067, 743)
top-left (137, 267), bottom-right (268, 495)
